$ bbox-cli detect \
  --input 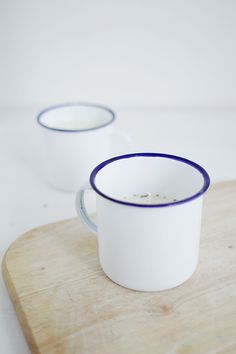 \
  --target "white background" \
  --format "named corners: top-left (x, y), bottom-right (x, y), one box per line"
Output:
top-left (0, 1), bottom-right (236, 353)
top-left (1, 0), bottom-right (236, 107)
